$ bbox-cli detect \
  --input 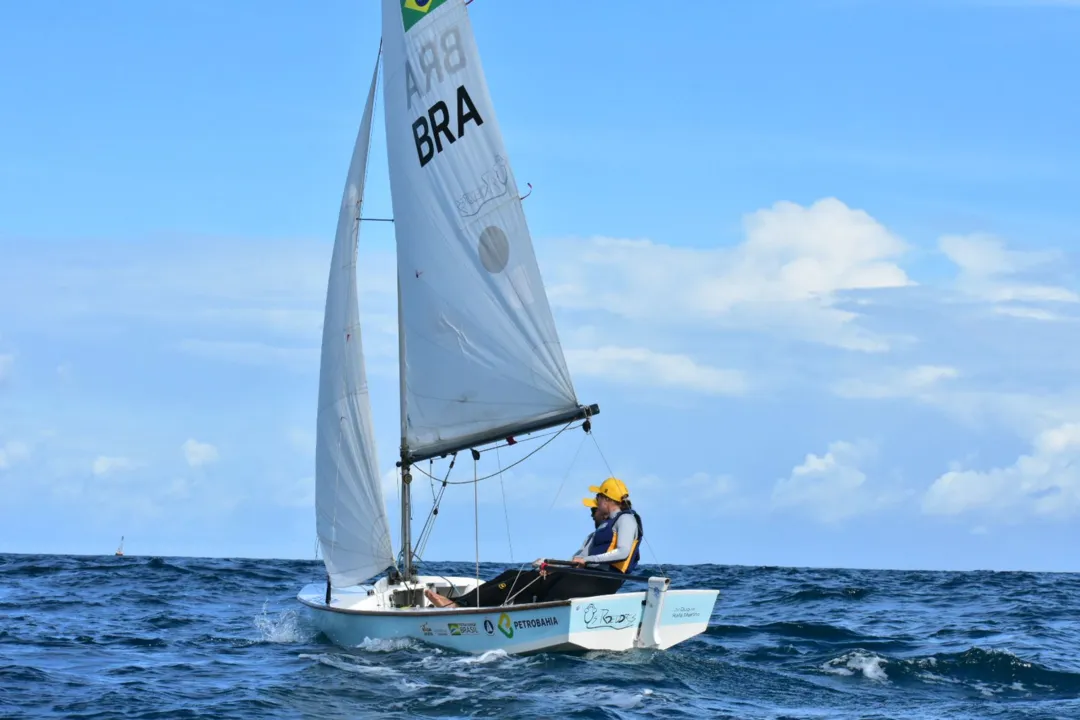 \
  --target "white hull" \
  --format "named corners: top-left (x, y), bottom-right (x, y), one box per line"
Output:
top-left (298, 574), bottom-right (718, 655)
